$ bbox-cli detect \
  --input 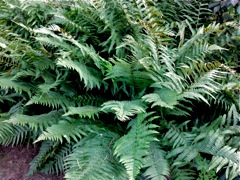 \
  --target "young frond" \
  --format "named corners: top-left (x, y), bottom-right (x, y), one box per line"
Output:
top-left (101, 100), bottom-right (146, 121)
top-left (114, 113), bottom-right (158, 179)
top-left (65, 132), bottom-right (127, 180)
